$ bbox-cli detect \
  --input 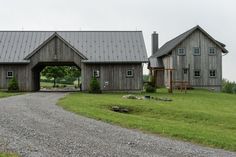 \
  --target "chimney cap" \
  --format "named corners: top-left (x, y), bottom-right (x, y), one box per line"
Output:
top-left (153, 31), bottom-right (158, 34)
